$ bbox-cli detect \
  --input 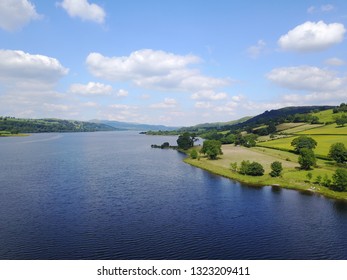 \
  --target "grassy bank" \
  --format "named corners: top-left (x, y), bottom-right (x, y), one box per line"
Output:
top-left (183, 145), bottom-right (347, 201)
top-left (0, 131), bottom-right (29, 137)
